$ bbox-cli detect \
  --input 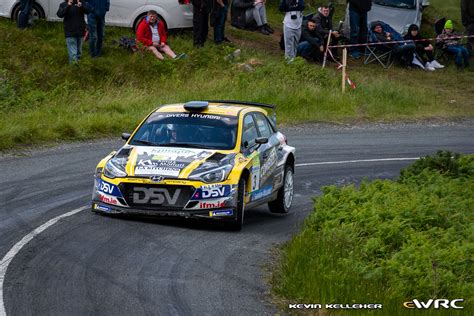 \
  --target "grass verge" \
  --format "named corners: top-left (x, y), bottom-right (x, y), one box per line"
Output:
top-left (271, 151), bottom-right (474, 315)
top-left (0, 0), bottom-right (473, 151)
